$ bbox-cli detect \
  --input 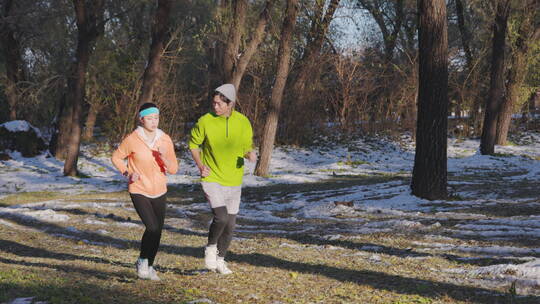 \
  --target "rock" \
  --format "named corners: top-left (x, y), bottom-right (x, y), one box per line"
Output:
top-left (334, 200), bottom-right (354, 207)
top-left (0, 152), bottom-right (11, 160)
top-left (0, 120), bottom-right (47, 157)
